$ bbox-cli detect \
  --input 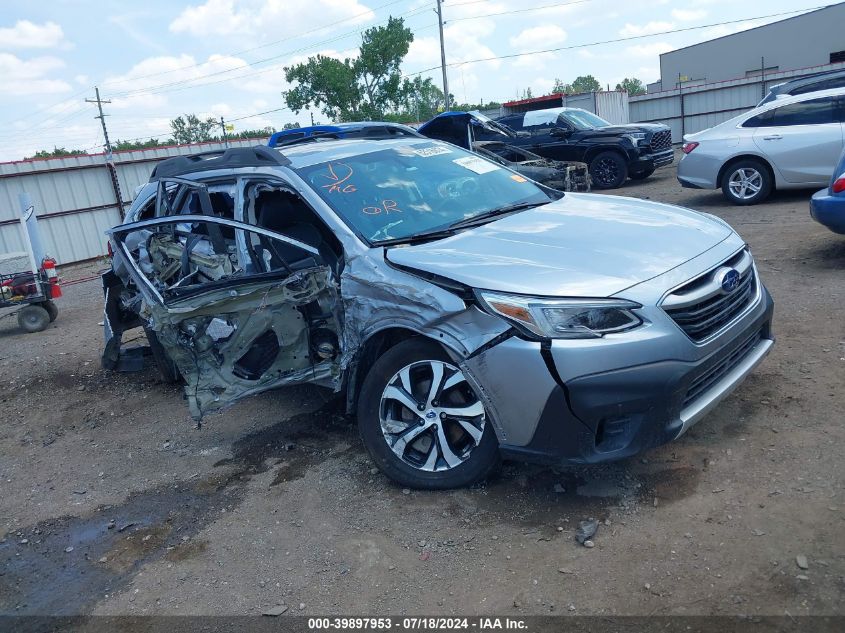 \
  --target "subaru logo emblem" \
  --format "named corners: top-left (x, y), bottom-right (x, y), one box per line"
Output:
top-left (717, 267), bottom-right (741, 293)
top-left (425, 410), bottom-right (437, 419)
